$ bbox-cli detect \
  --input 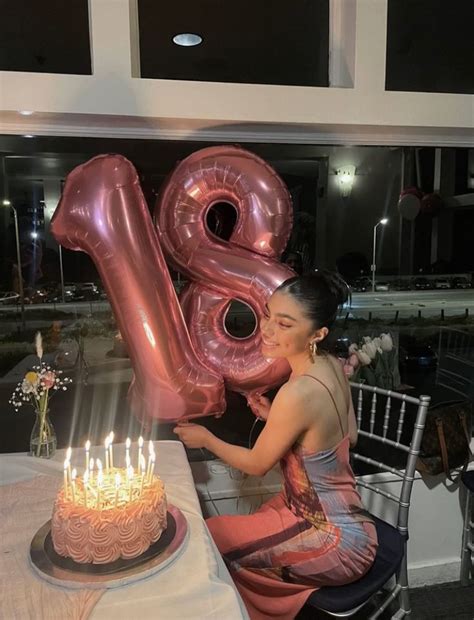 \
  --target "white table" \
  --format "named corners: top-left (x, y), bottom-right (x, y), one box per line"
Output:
top-left (0, 441), bottom-right (249, 620)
